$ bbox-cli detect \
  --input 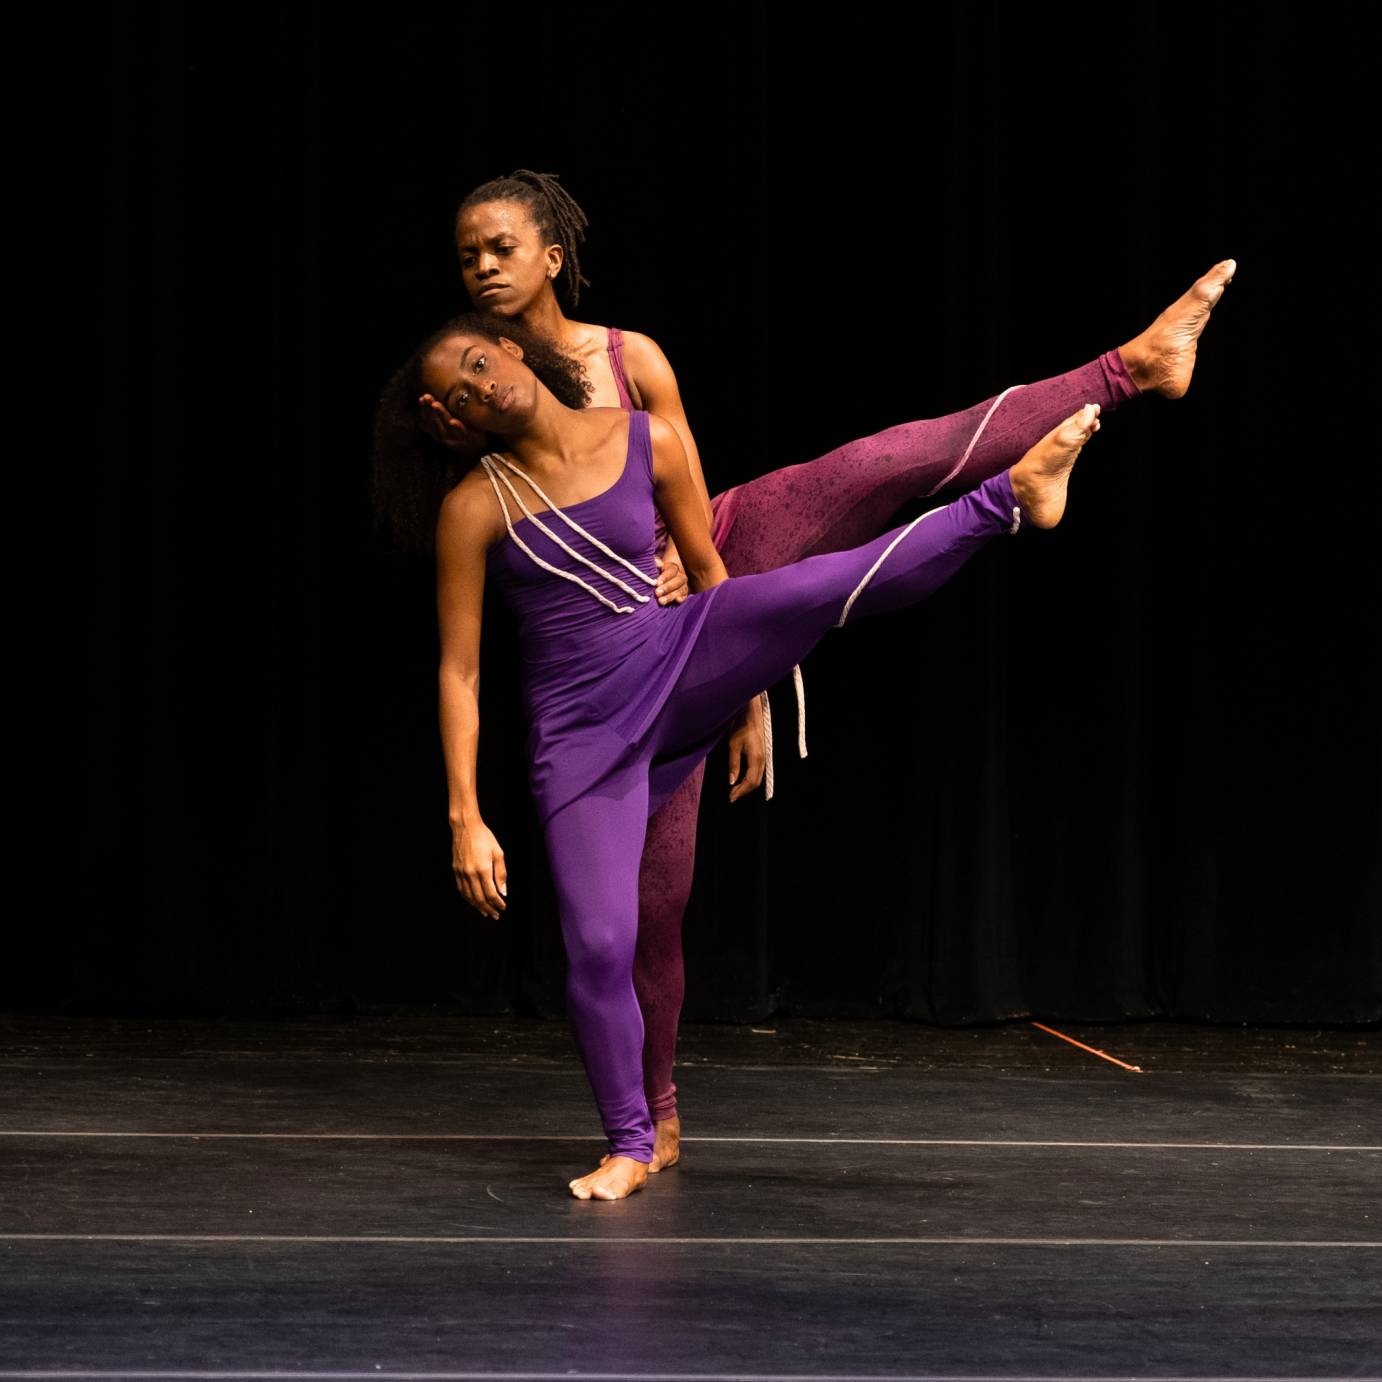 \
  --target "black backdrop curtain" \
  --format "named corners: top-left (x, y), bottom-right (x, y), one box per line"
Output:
top-left (57, 6), bottom-right (1379, 1025)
